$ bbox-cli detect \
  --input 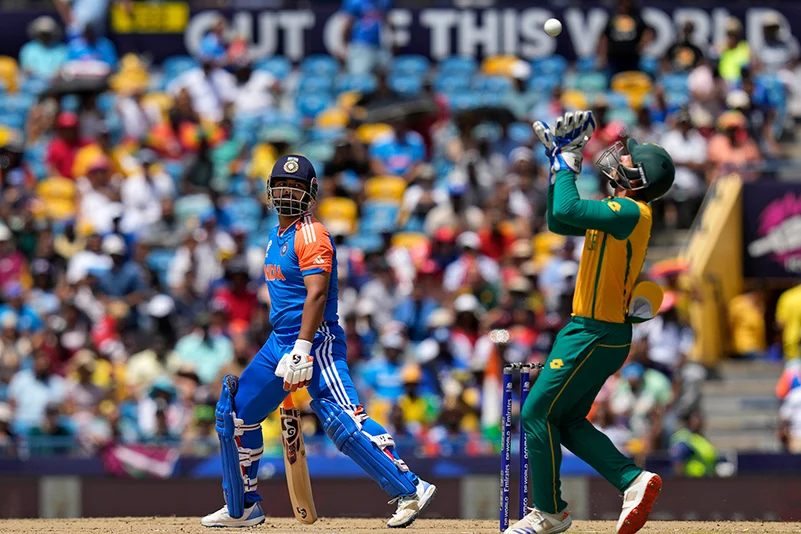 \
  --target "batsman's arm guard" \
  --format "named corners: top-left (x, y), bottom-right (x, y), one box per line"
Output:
top-left (311, 398), bottom-right (417, 499)
top-left (216, 374), bottom-right (263, 519)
